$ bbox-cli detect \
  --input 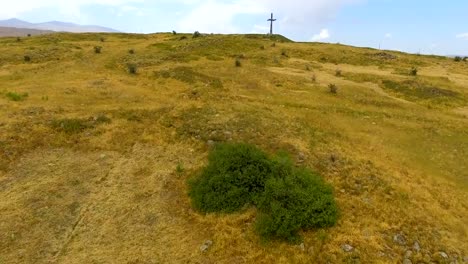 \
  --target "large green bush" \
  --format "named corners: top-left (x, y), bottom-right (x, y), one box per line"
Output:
top-left (189, 143), bottom-right (273, 213)
top-left (188, 143), bottom-right (338, 242)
